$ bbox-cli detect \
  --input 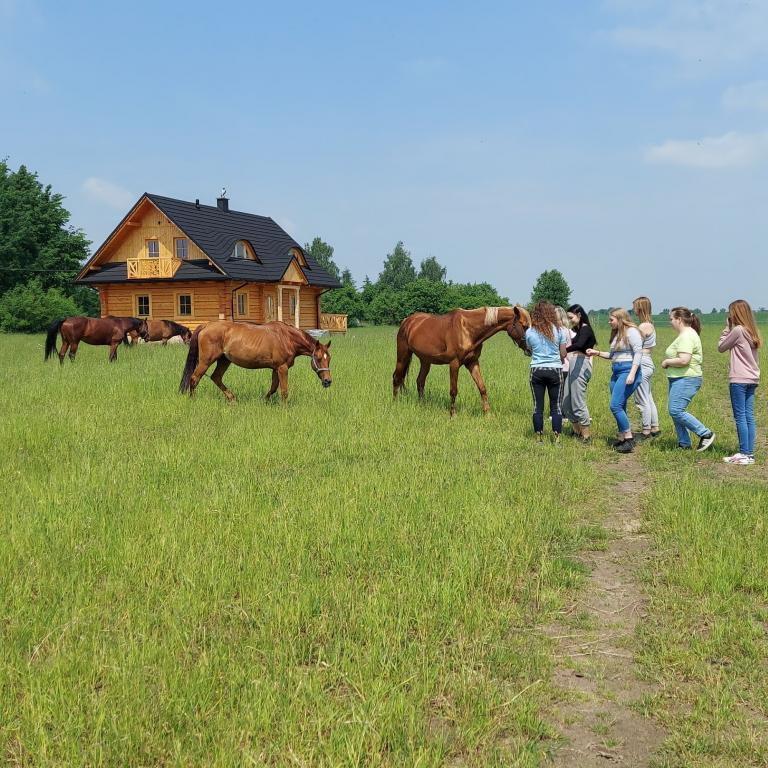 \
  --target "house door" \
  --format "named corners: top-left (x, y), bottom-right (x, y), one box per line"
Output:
top-left (264, 290), bottom-right (277, 322)
top-left (278, 285), bottom-right (300, 327)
